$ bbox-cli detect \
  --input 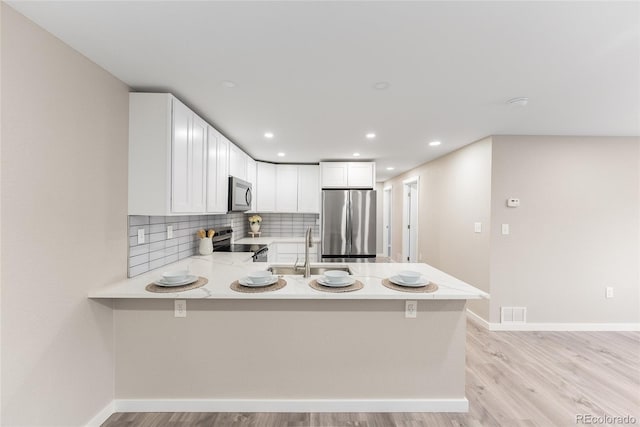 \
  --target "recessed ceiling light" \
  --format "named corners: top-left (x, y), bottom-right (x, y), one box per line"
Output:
top-left (221, 80), bottom-right (236, 88)
top-left (277, 152), bottom-right (285, 157)
top-left (353, 152), bottom-right (361, 157)
top-left (264, 132), bottom-right (274, 139)
top-left (429, 141), bottom-right (441, 147)
top-left (372, 81), bottom-right (390, 90)
top-left (507, 97), bottom-right (529, 107)
top-left (386, 167), bottom-right (395, 171)
top-left (365, 133), bottom-right (376, 139)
